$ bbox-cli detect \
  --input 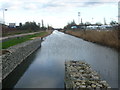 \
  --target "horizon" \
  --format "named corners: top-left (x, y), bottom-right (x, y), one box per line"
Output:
top-left (0, 0), bottom-right (119, 28)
